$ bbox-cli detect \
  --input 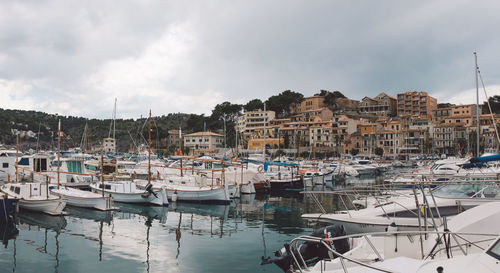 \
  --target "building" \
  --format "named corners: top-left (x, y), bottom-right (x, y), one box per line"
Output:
top-left (290, 95), bottom-right (326, 114)
top-left (237, 109), bottom-right (275, 145)
top-left (166, 129), bottom-right (183, 148)
top-left (103, 138), bottom-right (116, 153)
top-left (359, 92), bottom-right (397, 117)
top-left (397, 91), bottom-right (437, 118)
top-left (183, 131), bottom-right (224, 154)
